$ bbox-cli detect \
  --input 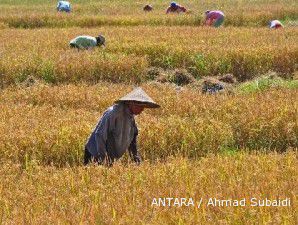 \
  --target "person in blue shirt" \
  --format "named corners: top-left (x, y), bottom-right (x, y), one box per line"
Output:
top-left (57, 1), bottom-right (71, 13)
